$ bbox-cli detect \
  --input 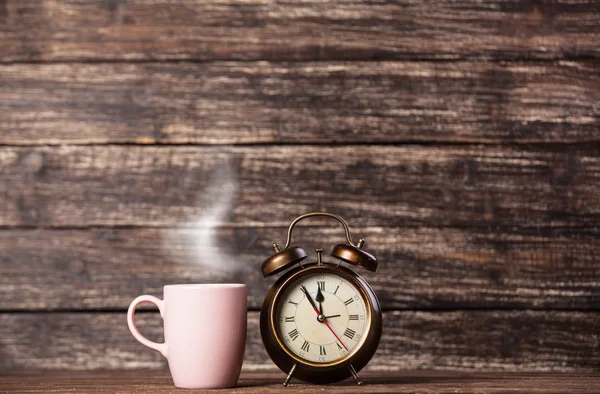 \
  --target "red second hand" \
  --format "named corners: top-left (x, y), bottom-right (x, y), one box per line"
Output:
top-left (310, 307), bottom-right (348, 351)
top-left (323, 320), bottom-right (349, 351)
